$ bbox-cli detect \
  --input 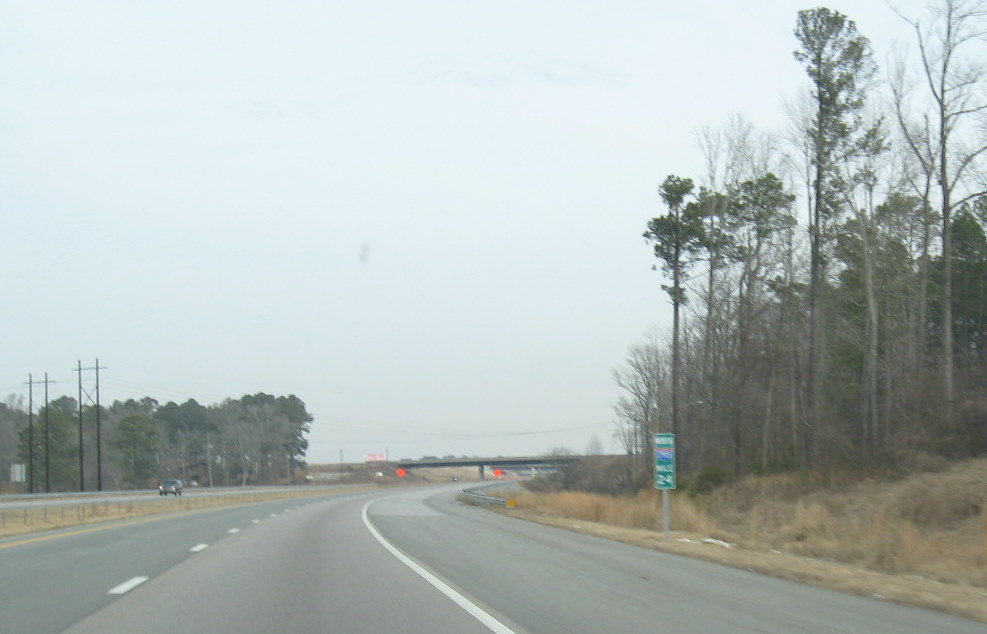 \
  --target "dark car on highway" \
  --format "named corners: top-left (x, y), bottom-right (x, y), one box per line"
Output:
top-left (158, 479), bottom-right (183, 496)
